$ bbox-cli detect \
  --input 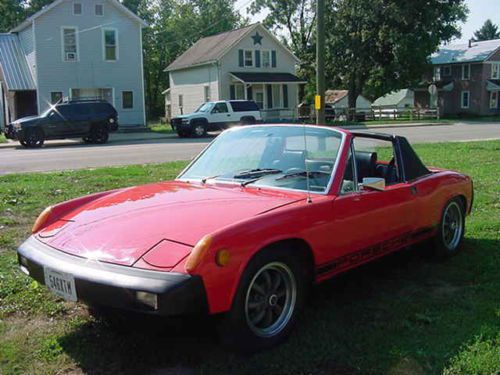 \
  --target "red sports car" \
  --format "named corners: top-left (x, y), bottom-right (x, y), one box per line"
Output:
top-left (18, 125), bottom-right (473, 351)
